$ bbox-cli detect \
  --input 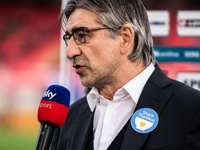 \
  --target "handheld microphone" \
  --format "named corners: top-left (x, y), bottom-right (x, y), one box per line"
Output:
top-left (35, 85), bottom-right (70, 150)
